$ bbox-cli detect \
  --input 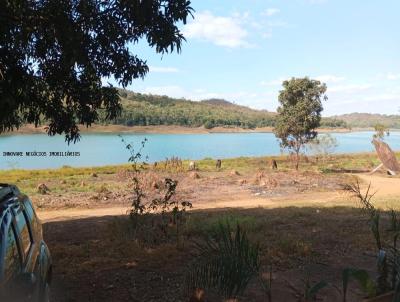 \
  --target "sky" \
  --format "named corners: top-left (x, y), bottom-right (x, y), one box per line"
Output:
top-left (110, 0), bottom-right (400, 116)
